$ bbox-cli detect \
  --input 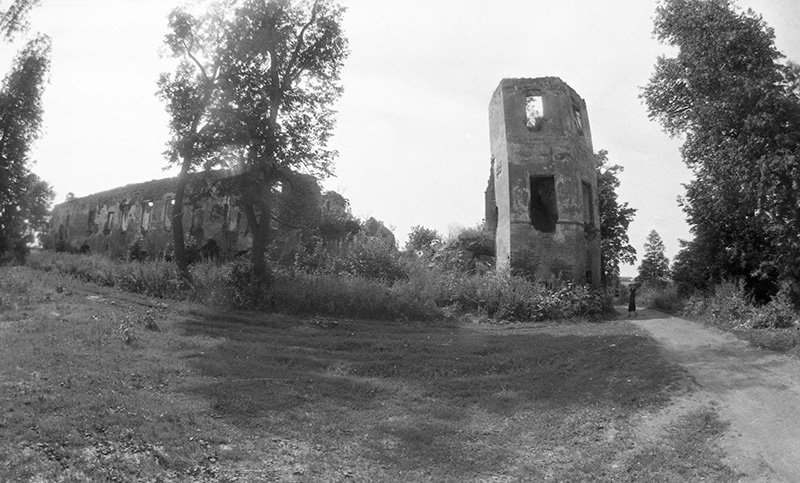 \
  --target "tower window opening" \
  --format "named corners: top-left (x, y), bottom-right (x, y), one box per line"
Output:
top-left (573, 105), bottom-right (584, 134)
top-left (525, 96), bottom-right (544, 130)
top-left (582, 181), bottom-right (594, 227)
top-left (530, 175), bottom-right (558, 232)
